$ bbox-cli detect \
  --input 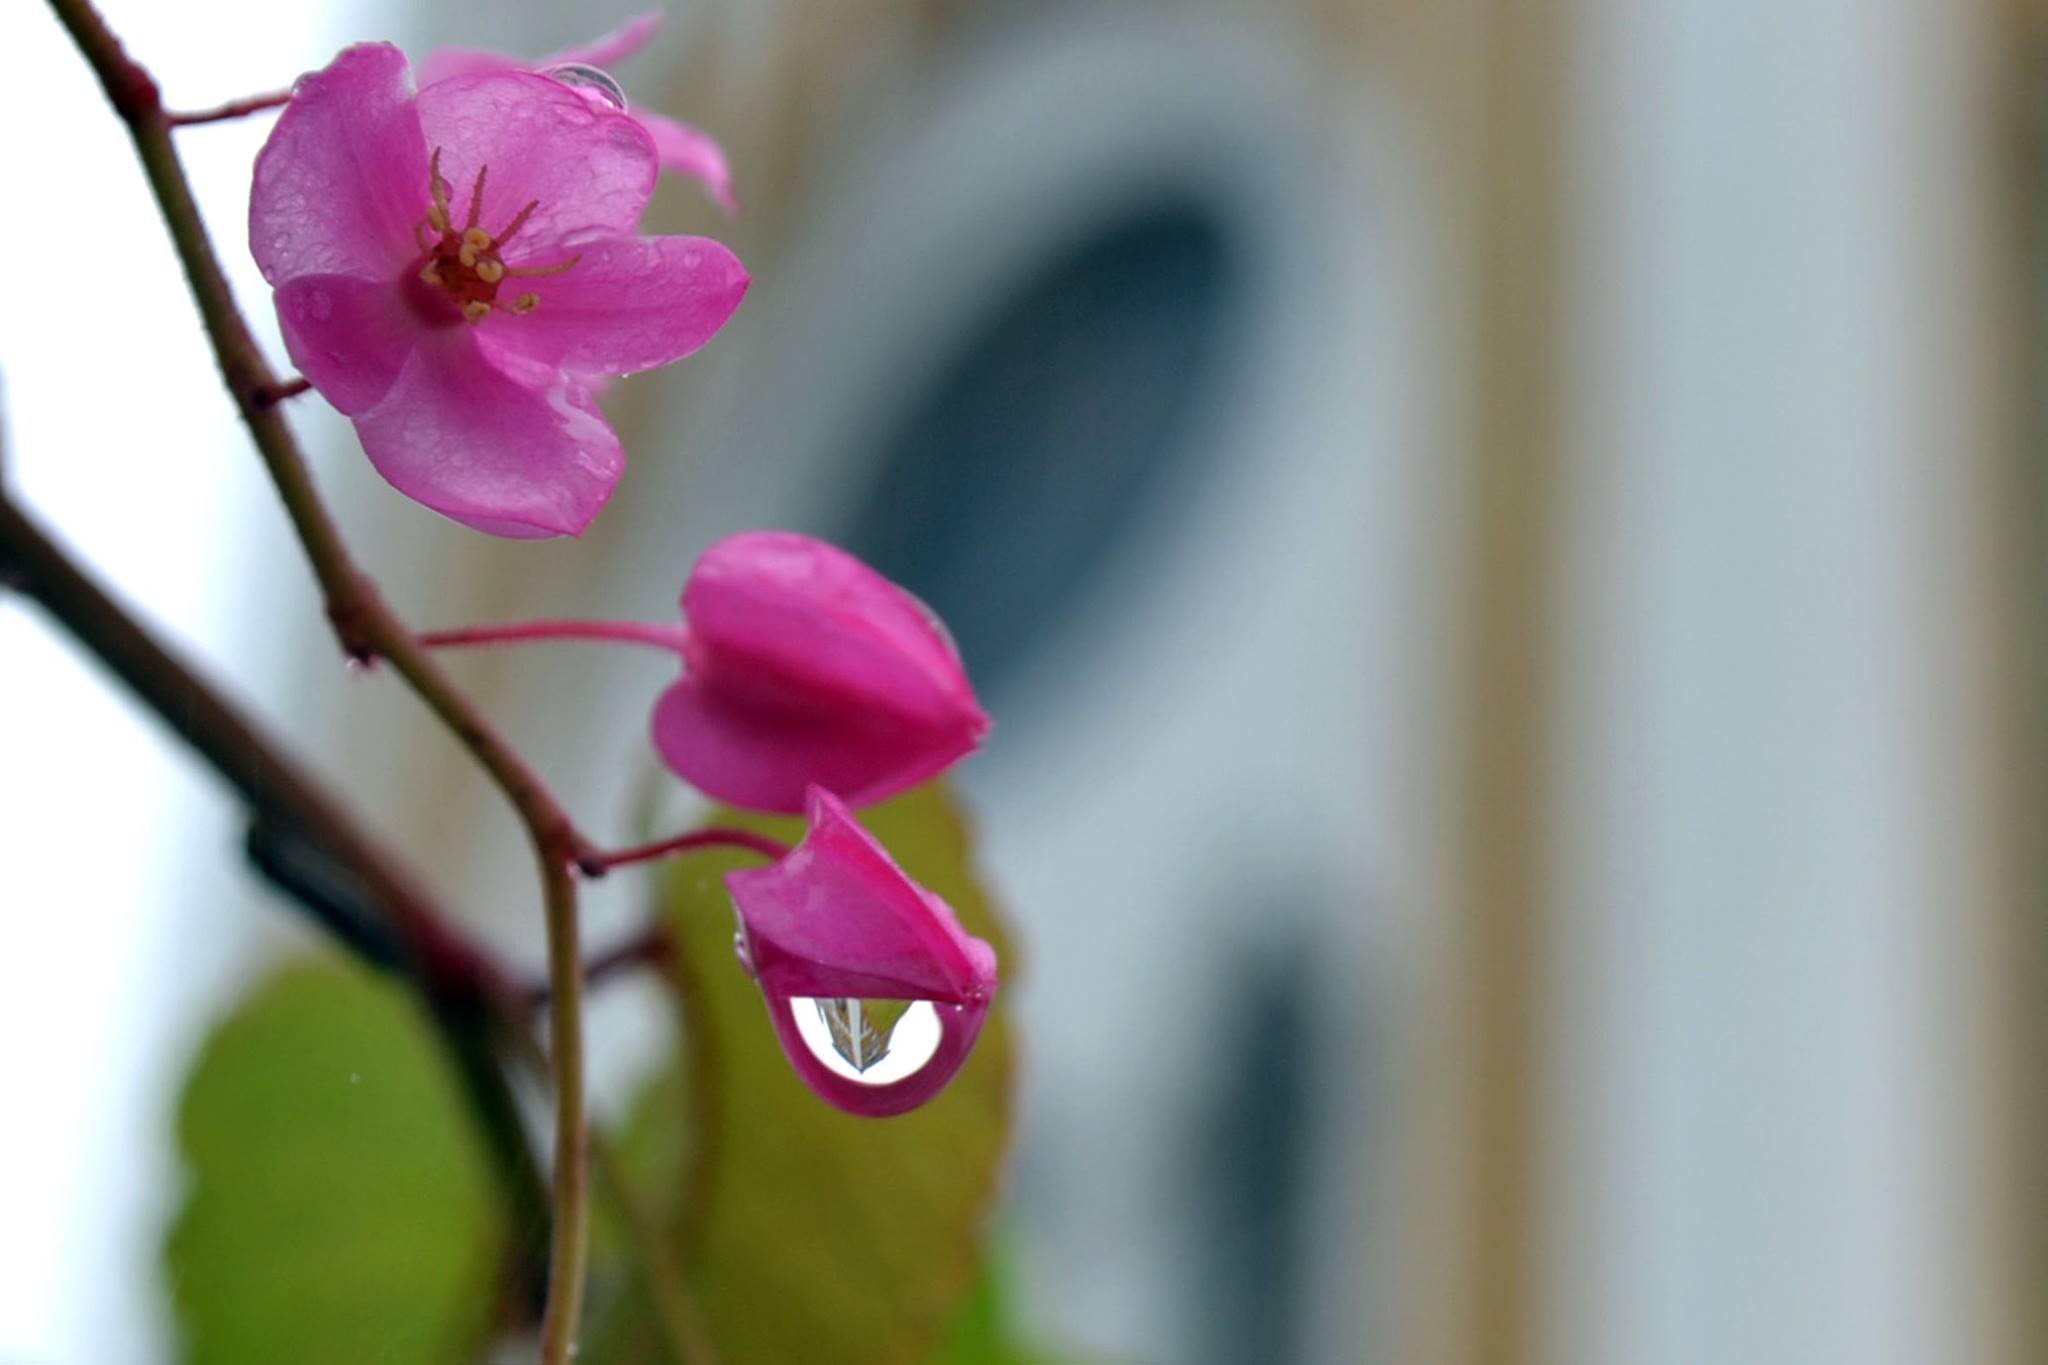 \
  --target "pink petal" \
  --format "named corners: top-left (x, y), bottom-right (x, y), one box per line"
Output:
top-left (351, 329), bottom-right (622, 538)
top-left (547, 13), bottom-right (664, 69)
top-left (250, 45), bottom-right (429, 286)
top-left (637, 111), bottom-right (739, 213)
top-left (688, 532), bottom-right (986, 726)
top-left (415, 45), bottom-right (524, 87)
top-left (654, 532), bottom-right (988, 810)
top-left (728, 788), bottom-right (997, 1116)
top-left (726, 788), bottom-right (996, 1003)
top-left (415, 71), bottom-right (657, 253)
top-left (651, 675), bottom-right (974, 814)
top-left (484, 233), bottom-right (748, 376)
top-left (272, 275), bottom-right (417, 415)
